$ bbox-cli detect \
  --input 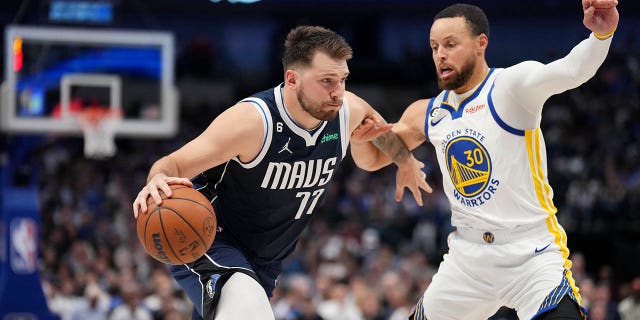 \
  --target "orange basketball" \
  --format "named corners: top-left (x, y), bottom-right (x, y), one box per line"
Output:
top-left (137, 184), bottom-right (216, 264)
